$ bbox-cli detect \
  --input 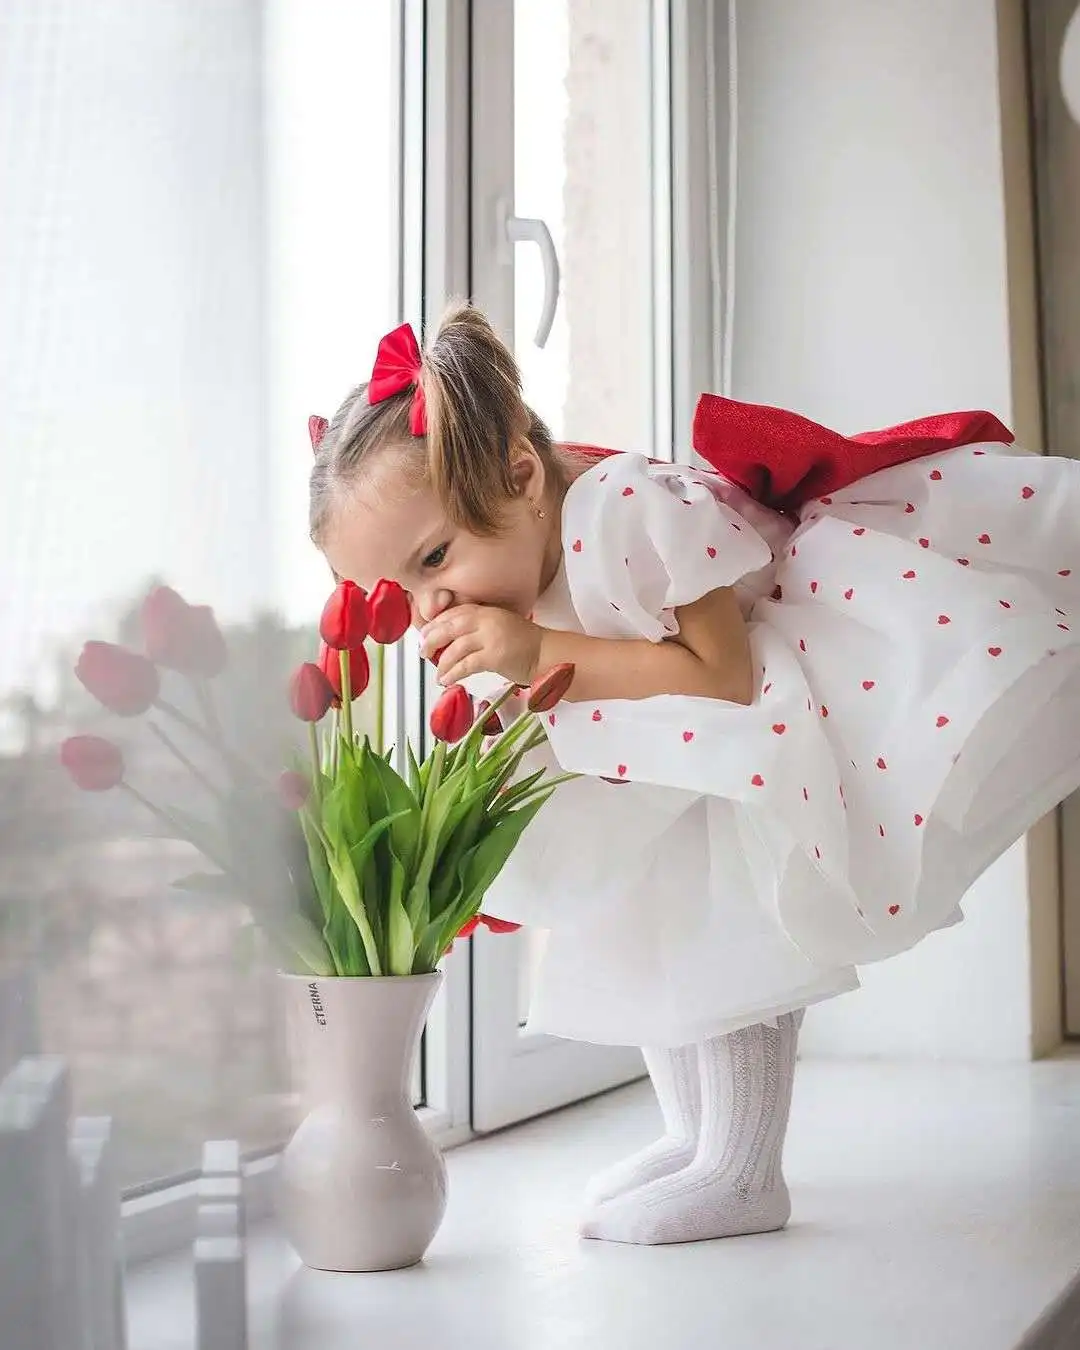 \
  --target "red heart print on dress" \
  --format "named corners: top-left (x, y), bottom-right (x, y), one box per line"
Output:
top-left (914, 814), bottom-right (924, 826)
top-left (888, 904), bottom-right (901, 915)
top-left (876, 757), bottom-right (887, 770)
top-left (682, 730), bottom-right (695, 743)
top-left (844, 588), bottom-right (854, 600)
top-left (591, 709), bottom-right (602, 721)
top-left (707, 546), bottom-right (717, 558)
top-left (763, 682), bottom-right (772, 695)
top-left (802, 787), bottom-right (809, 801)
top-left (862, 680), bottom-right (875, 690)
top-left (903, 570), bottom-right (916, 579)
top-left (751, 774), bottom-right (765, 787)
top-left (957, 558), bottom-right (970, 566)
top-left (1060, 569), bottom-right (1072, 577)
top-left (810, 581), bottom-right (818, 594)
top-left (599, 472), bottom-right (608, 482)
top-left (988, 647), bottom-right (1002, 657)
top-left (1022, 486), bottom-right (1035, 499)
top-left (572, 539), bottom-right (582, 552)
top-left (622, 486), bottom-right (635, 497)
top-left (799, 638), bottom-right (807, 652)
top-left (978, 533), bottom-right (991, 545)
top-left (878, 825), bottom-right (886, 838)
top-left (904, 503), bottom-right (915, 513)
top-left (853, 527), bottom-right (866, 536)
top-left (929, 470), bottom-right (942, 481)
top-left (999, 600), bottom-right (1011, 609)
top-left (938, 615), bottom-right (951, 625)
top-left (617, 764), bottom-right (627, 777)
top-left (548, 713), bottom-right (556, 726)
top-left (820, 705), bottom-right (829, 718)
top-left (772, 724), bottom-right (786, 735)
top-left (936, 715), bottom-right (950, 727)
